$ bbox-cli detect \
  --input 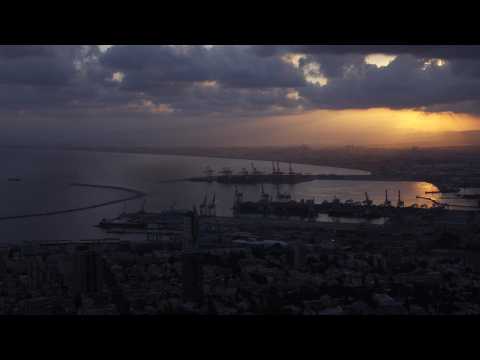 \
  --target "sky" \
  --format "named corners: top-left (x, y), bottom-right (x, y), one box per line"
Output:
top-left (2, 45), bottom-right (480, 148)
